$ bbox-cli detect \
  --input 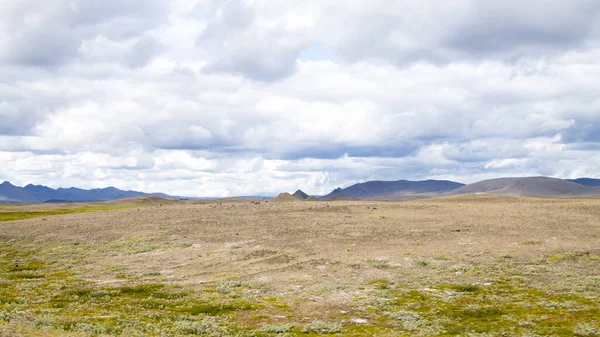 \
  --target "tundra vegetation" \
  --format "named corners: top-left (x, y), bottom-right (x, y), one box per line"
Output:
top-left (0, 195), bottom-right (599, 336)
